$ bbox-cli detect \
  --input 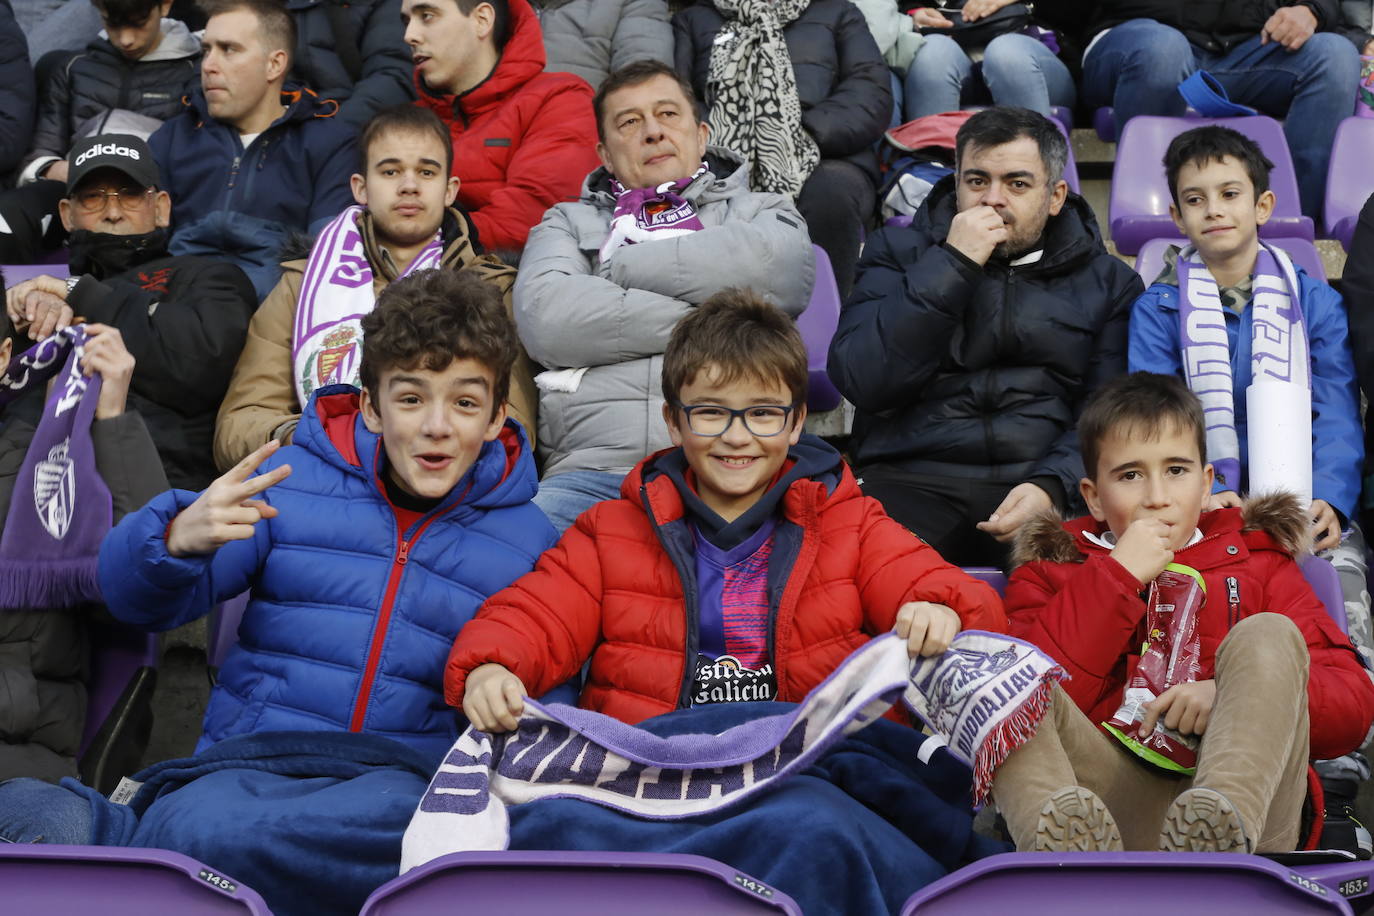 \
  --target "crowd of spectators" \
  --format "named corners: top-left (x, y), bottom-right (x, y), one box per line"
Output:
top-left (2, 0), bottom-right (1374, 910)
